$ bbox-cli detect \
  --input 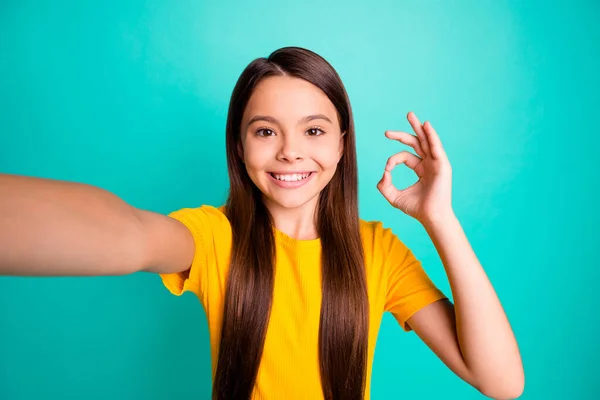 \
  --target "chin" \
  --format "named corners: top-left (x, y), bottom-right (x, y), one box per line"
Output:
top-left (263, 191), bottom-right (320, 211)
